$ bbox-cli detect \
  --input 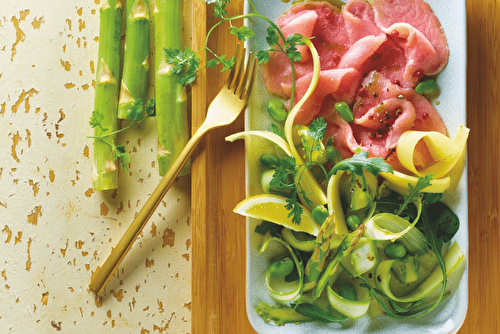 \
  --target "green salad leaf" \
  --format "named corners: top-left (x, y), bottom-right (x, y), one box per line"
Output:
top-left (397, 173), bottom-right (433, 215)
top-left (292, 303), bottom-right (347, 323)
top-left (330, 151), bottom-right (393, 177)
